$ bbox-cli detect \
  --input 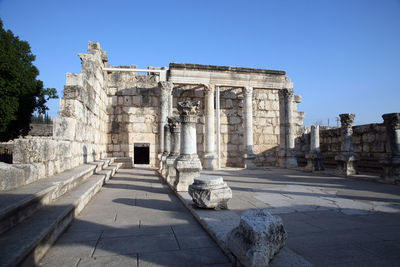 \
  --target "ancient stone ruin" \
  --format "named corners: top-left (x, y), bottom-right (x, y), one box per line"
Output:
top-left (0, 41), bottom-right (399, 266)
